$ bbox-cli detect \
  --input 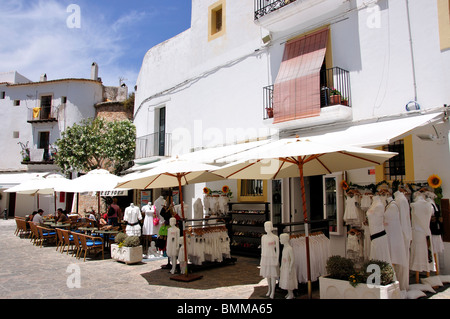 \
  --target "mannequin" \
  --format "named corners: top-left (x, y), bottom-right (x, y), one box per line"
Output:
top-left (147, 241), bottom-right (158, 258)
top-left (410, 194), bottom-right (436, 280)
top-left (426, 191), bottom-right (444, 274)
top-left (260, 221), bottom-right (279, 299)
top-left (384, 195), bottom-right (409, 291)
top-left (141, 202), bottom-right (155, 251)
top-left (279, 233), bottom-right (297, 299)
top-left (193, 198), bottom-right (203, 226)
top-left (166, 217), bottom-right (180, 274)
top-left (178, 237), bottom-right (186, 275)
top-left (366, 196), bottom-right (391, 264)
top-left (123, 203), bottom-right (142, 237)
